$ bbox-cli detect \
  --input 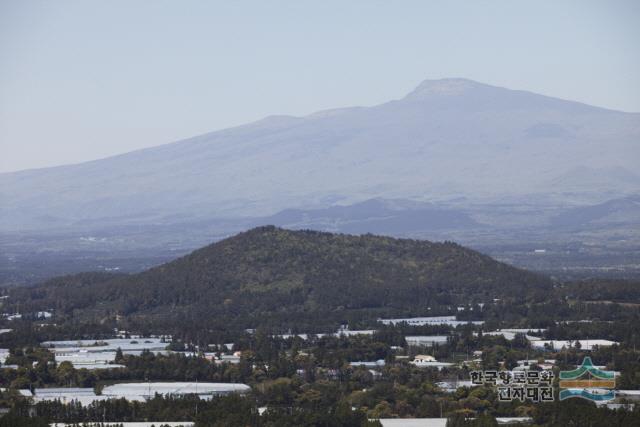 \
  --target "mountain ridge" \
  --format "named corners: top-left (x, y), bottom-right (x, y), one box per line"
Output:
top-left (1, 78), bottom-right (636, 177)
top-left (1, 78), bottom-right (638, 232)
